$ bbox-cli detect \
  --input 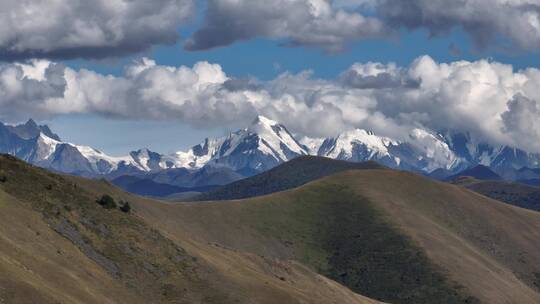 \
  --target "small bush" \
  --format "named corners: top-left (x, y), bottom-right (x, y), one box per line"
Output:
top-left (119, 201), bottom-right (131, 213)
top-left (97, 194), bottom-right (117, 209)
top-left (0, 175), bottom-right (6, 183)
